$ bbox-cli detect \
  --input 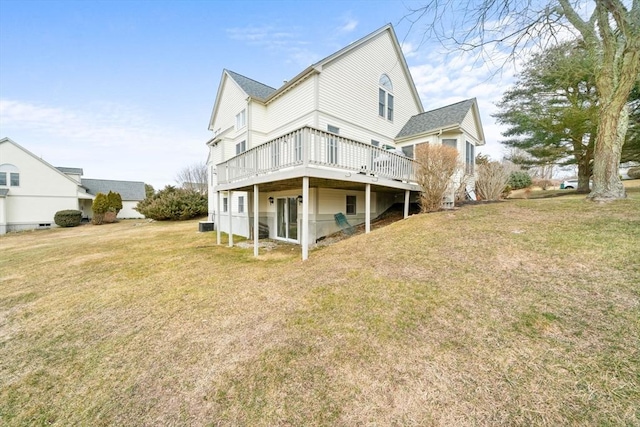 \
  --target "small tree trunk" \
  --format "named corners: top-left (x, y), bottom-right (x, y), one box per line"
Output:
top-left (588, 103), bottom-right (628, 201)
